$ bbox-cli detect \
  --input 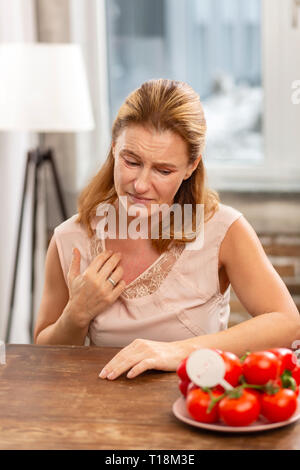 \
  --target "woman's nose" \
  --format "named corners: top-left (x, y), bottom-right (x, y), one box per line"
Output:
top-left (134, 168), bottom-right (151, 192)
